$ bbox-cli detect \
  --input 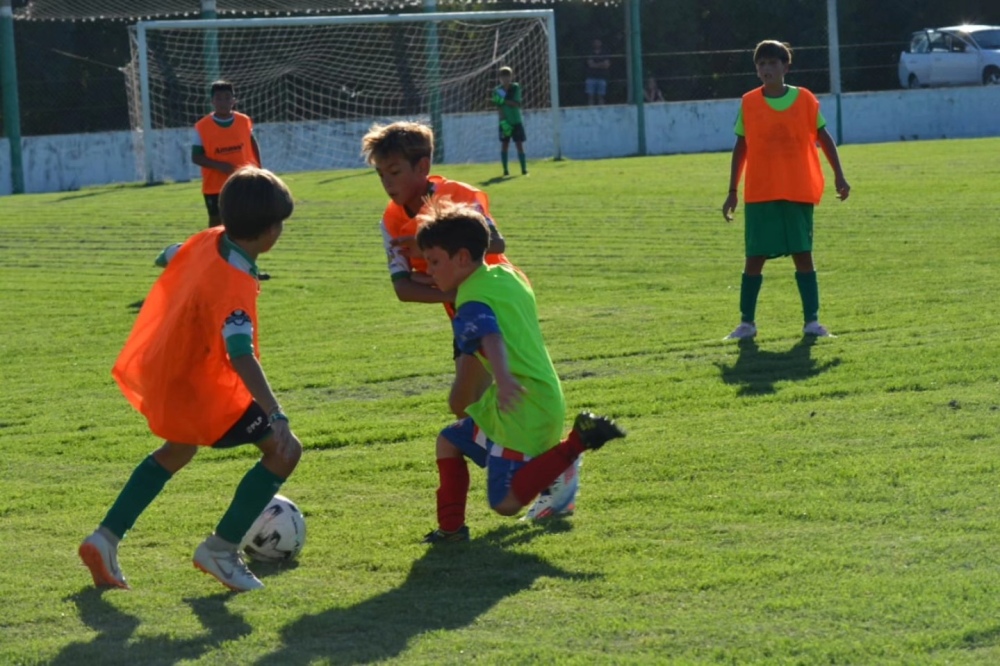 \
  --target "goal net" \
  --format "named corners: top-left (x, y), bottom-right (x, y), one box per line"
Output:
top-left (124, 11), bottom-right (560, 184)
